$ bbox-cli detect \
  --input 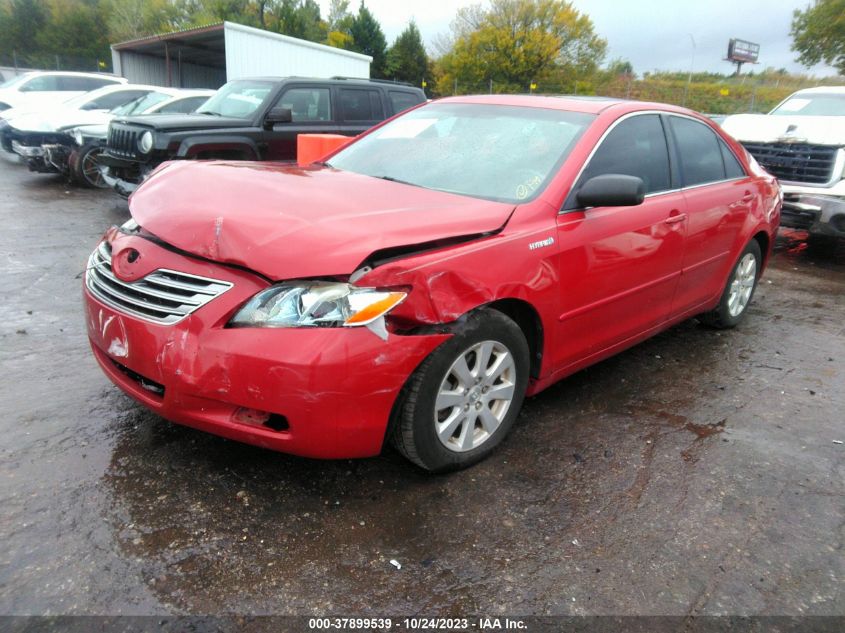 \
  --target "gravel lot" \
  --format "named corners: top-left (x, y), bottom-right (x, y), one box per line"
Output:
top-left (0, 160), bottom-right (843, 618)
